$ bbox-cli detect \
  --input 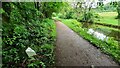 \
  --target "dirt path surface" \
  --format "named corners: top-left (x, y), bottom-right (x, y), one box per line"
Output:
top-left (55, 21), bottom-right (118, 66)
